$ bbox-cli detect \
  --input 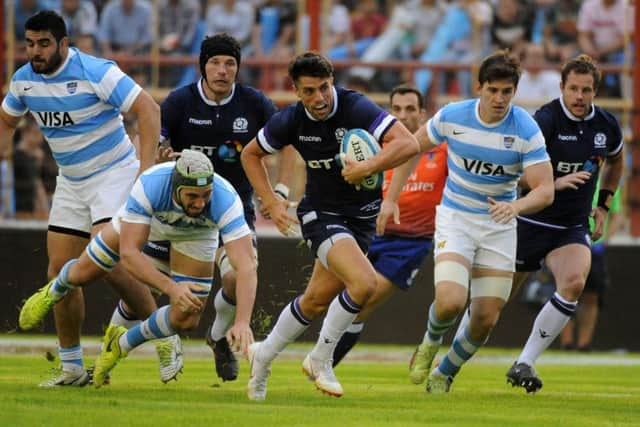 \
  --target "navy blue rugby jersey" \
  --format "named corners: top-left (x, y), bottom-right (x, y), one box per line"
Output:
top-left (521, 98), bottom-right (623, 227)
top-left (256, 86), bottom-right (396, 218)
top-left (161, 81), bottom-right (277, 201)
